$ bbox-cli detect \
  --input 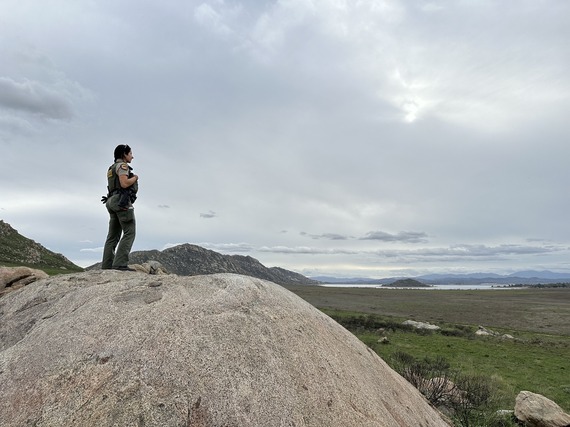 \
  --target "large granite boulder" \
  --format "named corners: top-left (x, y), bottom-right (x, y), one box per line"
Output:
top-left (0, 271), bottom-right (450, 426)
top-left (515, 391), bottom-right (570, 427)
